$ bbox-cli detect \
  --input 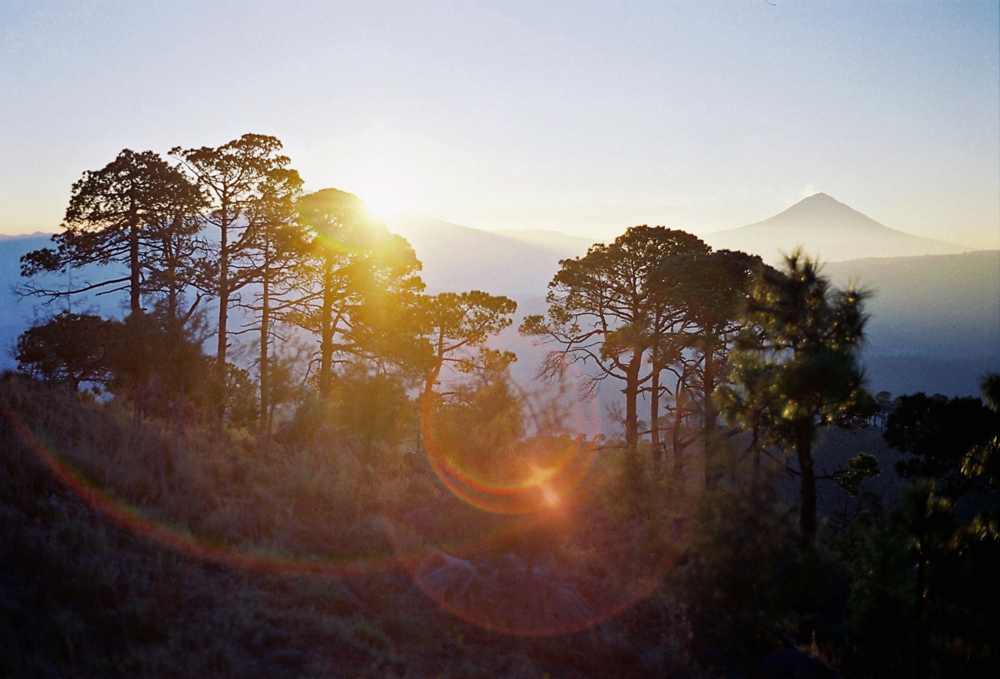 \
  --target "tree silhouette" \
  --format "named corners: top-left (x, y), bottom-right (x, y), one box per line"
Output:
top-left (238, 165), bottom-right (305, 430)
top-left (651, 248), bottom-right (761, 479)
top-left (721, 249), bottom-right (873, 640)
top-left (520, 226), bottom-right (709, 461)
top-left (20, 149), bottom-right (204, 314)
top-left (292, 188), bottom-right (423, 397)
top-left (725, 250), bottom-right (872, 544)
top-left (106, 311), bottom-right (211, 422)
top-left (885, 391), bottom-right (1000, 496)
top-left (171, 134), bottom-right (296, 371)
top-left (418, 291), bottom-right (517, 400)
top-left (15, 312), bottom-right (118, 392)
